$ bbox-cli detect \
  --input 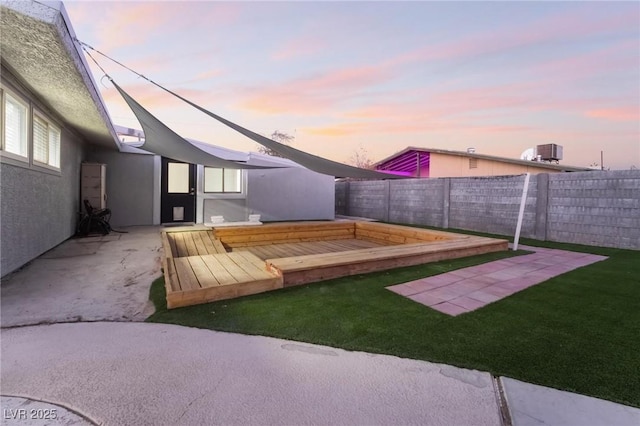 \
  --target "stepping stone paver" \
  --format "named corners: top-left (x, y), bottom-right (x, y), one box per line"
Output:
top-left (386, 245), bottom-right (608, 316)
